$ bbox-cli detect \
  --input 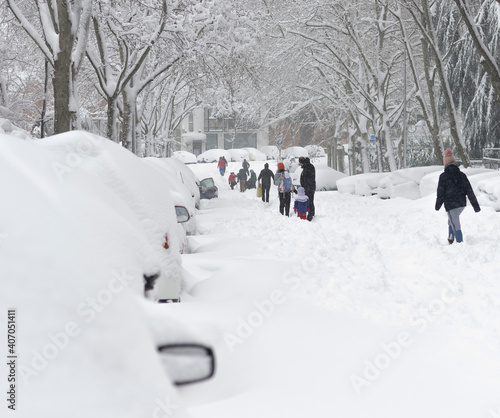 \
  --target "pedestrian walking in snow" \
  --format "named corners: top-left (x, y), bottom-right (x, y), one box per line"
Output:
top-left (258, 163), bottom-right (275, 203)
top-left (276, 163), bottom-right (294, 216)
top-left (242, 159), bottom-right (250, 176)
top-left (299, 157), bottom-right (316, 221)
top-left (237, 168), bottom-right (247, 192)
top-left (217, 156), bottom-right (227, 176)
top-left (294, 187), bottom-right (310, 220)
top-left (435, 149), bottom-right (481, 244)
